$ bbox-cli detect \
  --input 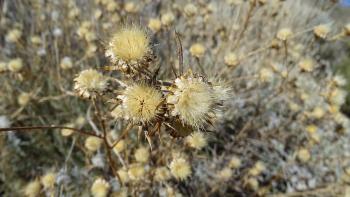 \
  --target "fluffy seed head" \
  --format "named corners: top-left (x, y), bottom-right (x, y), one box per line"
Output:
top-left (24, 179), bottom-right (41, 197)
top-left (113, 139), bottom-right (126, 154)
top-left (185, 131), bottom-right (207, 150)
top-left (8, 58), bottom-right (23, 72)
top-left (61, 123), bottom-right (75, 137)
top-left (297, 148), bottom-right (311, 163)
top-left (18, 92), bottom-right (31, 106)
top-left (85, 136), bottom-right (103, 152)
top-left (106, 26), bottom-right (150, 63)
top-left (148, 18), bottom-right (162, 32)
top-left (74, 69), bottom-right (108, 98)
top-left (259, 68), bottom-right (274, 82)
top-left (190, 43), bottom-right (206, 58)
top-left (6, 29), bottom-right (22, 43)
top-left (217, 167), bottom-right (232, 181)
top-left (41, 172), bottom-right (56, 190)
top-left (276, 28), bottom-right (293, 41)
top-left (60, 56), bottom-right (73, 70)
top-left (0, 62), bottom-right (7, 72)
top-left (298, 58), bottom-right (315, 72)
top-left (167, 72), bottom-right (226, 129)
top-left (117, 168), bottom-right (129, 184)
top-left (161, 12), bottom-right (175, 26)
top-left (313, 24), bottom-right (330, 39)
top-left (224, 52), bottom-right (239, 67)
top-left (128, 163), bottom-right (145, 181)
top-left (154, 167), bottom-right (171, 182)
top-left (229, 156), bottom-right (241, 169)
top-left (169, 157), bottom-right (191, 180)
top-left (91, 178), bottom-right (110, 197)
top-left (134, 146), bottom-right (150, 163)
top-left (249, 161), bottom-right (265, 176)
top-left (345, 23), bottom-right (350, 35)
top-left (113, 84), bottom-right (163, 123)
top-left (124, 2), bottom-right (138, 13)
top-left (184, 3), bottom-right (198, 17)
